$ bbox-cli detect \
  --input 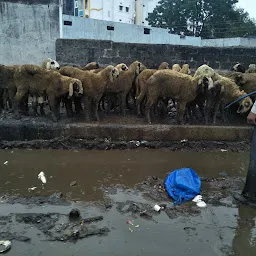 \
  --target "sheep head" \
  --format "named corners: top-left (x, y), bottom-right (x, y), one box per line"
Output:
top-left (109, 66), bottom-right (119, 82)
top-left (172, 64), bottom-right (181, 72)
top-left (237, 92), bottom-right (253, 114)
top-left (232, 63), bottom-right (245, 73)
top-left (72, 79), bottom-right (83, 97)
top-left (46, 58), bottom-right (60, 70)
